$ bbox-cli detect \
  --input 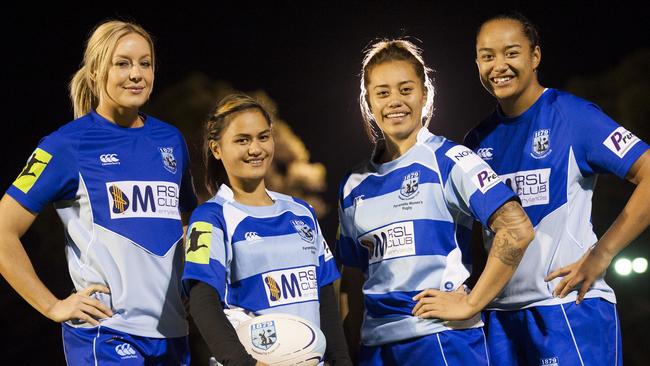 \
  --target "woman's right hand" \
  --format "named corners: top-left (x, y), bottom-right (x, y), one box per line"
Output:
top-left (45, 284), bottom-right (113, 325)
